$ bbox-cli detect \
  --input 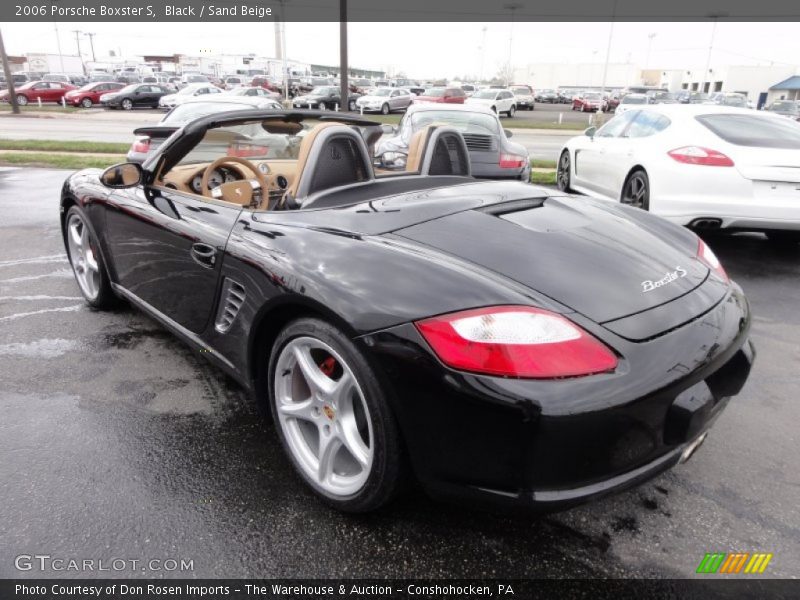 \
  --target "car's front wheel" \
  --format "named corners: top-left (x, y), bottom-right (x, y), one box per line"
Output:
top-left (268, 318), bottom-right (405, 513)
top-left (16, 94), bottom-right (28, 106)
top-left (621, 169), bottom-right (650, 211)
top-left (348, 99), bottom-right (356, 111)
top-left (381, 103), bottom-right (390, 115)
top-left (81, 97), bottom-right (93, 108)
top-left (557, 150), bottom-right (573, 192)
top-left (507, 105), bottom-right (516, 118)
top-left (64, 206), bottom-right (117, 309)
top-left (121, 98), bottom-right (133, 110)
